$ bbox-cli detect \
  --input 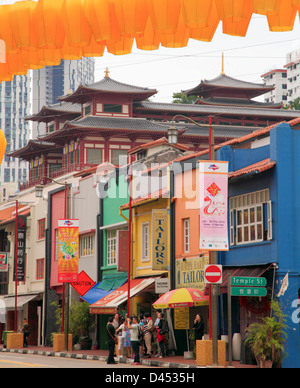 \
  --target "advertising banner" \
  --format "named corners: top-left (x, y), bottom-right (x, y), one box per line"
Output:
top-left (13, 215), bottom-right (27, 282)
top-left (199, 161), bottom-right (229, 251)
top-left (0, 253), bottom-right (8, 272)
top-left (152, 209), bottom-right (168, 270)
top-left (117, 230), bottom-right (129, 272)
top-left (58, 219), bottom-right (79, 283)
